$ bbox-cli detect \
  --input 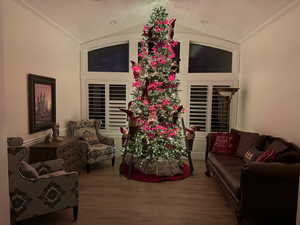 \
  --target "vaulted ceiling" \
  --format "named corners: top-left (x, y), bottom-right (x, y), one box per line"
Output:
top-left (20, 0), bottom-right (296, 43)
